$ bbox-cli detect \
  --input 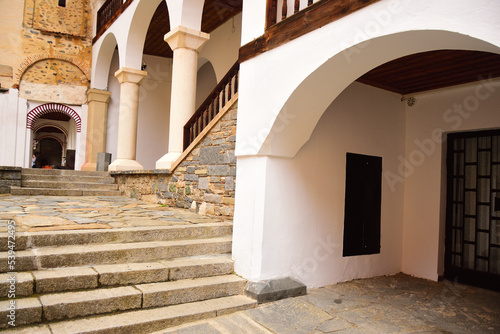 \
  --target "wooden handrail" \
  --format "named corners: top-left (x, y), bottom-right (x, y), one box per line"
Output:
top-left (183, 62), bottom-right (240, 150)
top-left (94, 0), bottom-right (134, 44)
